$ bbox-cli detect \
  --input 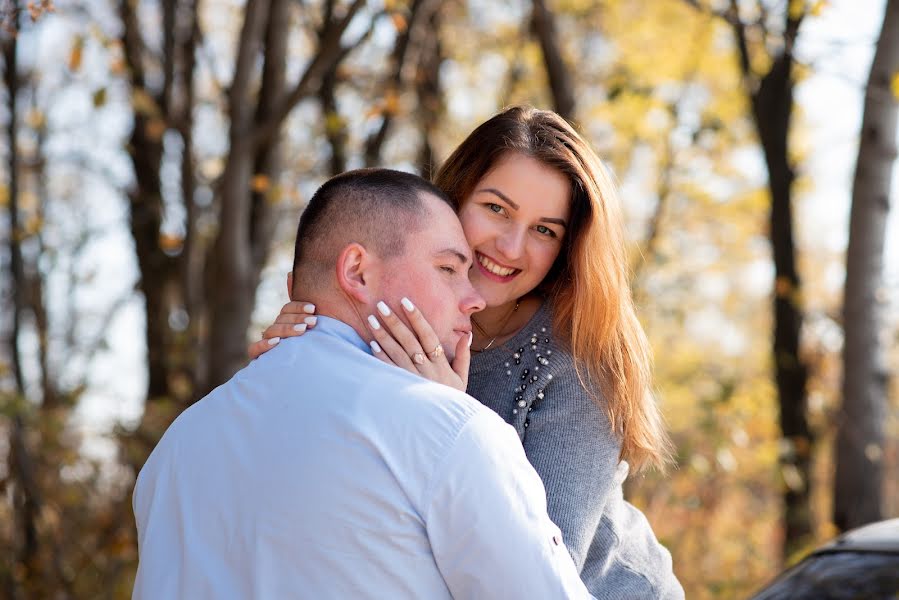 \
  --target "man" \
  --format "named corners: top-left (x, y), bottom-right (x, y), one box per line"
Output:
top-left (132, 169), bottom-right (591, 599)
